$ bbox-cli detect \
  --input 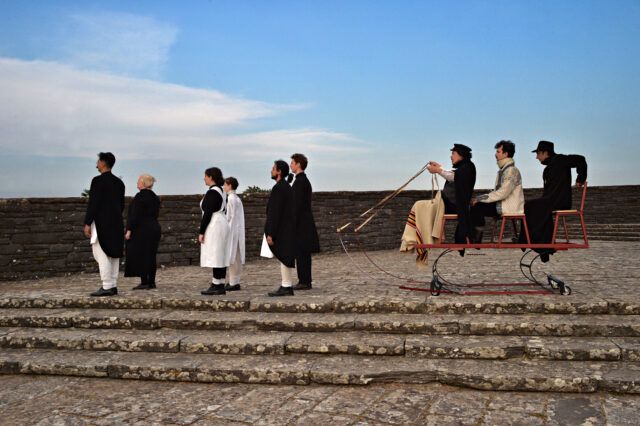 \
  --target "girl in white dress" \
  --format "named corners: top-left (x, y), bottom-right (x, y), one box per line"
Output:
top-left (223, 177), bottom-right (245, 291)
top-left (199, 167), bottom-right (230, 295)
